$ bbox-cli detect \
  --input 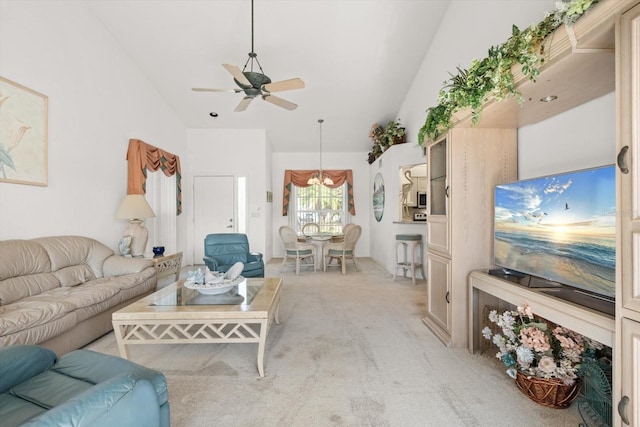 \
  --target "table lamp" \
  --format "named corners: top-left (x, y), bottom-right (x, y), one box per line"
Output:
top-left (115, 194), bottom-right (156, 257)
